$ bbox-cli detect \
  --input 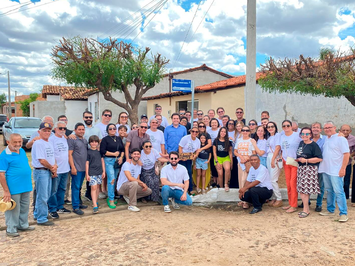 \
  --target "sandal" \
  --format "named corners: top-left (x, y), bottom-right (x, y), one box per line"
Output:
top-left (242, 202), bottom-right (250, 209)
top-left (237, 201), bottom-right (243, 207)
top-left (286, 207), bottom-right (297, 213)
top-left (282, 205), bottom-right (291, 210)
top-left (196, 188), bottom-right (202, 194)
top-left (268, 199), bottom-right (276, 206)
top-left (298, 211), bottom-right (310, 218)
top-left (351, 203), bottom-right (355, 207)
top-left (107, 198), bottom-right (116, 209)
top-left (272, 200), bottom-right (283, 207)
top-left (224, 185), bottom-right (230, 192)
top-left (93, 207), bottom-right (99, 214)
